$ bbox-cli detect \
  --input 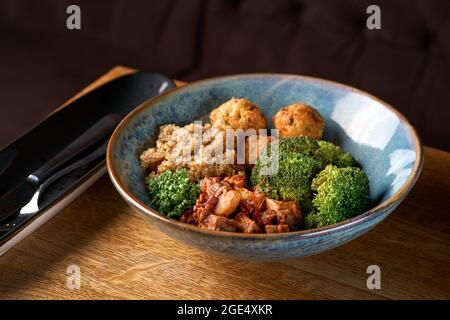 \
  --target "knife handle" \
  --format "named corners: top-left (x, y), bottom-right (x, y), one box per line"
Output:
top-left (31, 113), bottom-right (121, 183)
